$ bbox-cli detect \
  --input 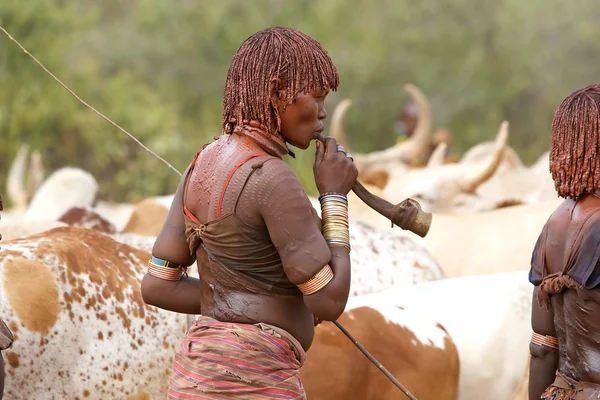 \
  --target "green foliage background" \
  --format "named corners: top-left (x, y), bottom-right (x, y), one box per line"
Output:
top-left (2, 0), bottom-right (599, 205)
